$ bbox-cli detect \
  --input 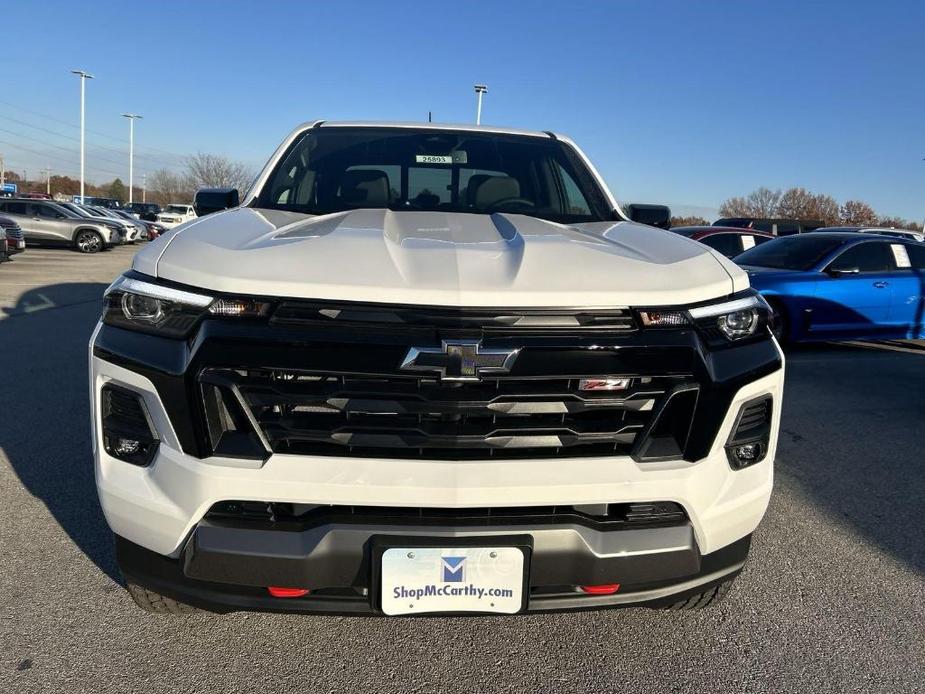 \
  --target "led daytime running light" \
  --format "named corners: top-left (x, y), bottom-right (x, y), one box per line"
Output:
top-left (105, 276), bottom-right (213, 308)
top-left (688, 296), bottom-right (761, 320)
